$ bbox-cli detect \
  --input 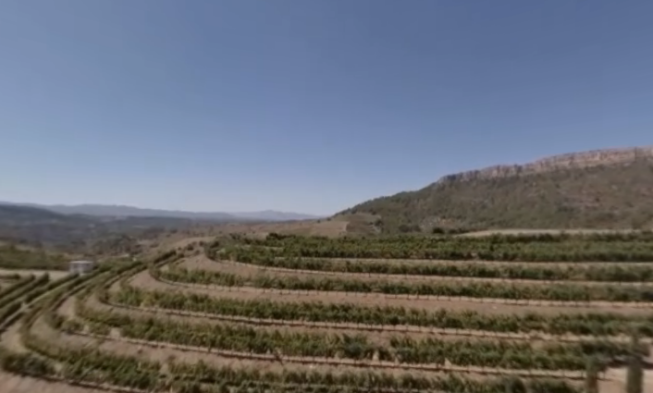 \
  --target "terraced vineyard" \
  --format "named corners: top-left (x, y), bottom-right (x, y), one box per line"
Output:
top-left (1, 232), bottom-right (652, 392)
